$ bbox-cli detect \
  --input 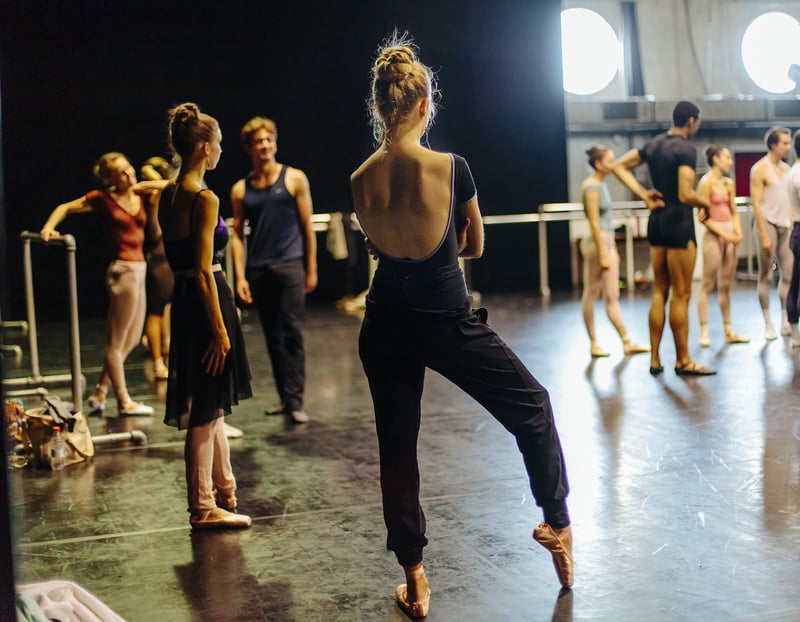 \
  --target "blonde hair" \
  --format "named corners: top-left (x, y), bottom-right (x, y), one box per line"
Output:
top-left (368, 32), bottom-right (438, 142)
top-left (240, 116), bottom-right (277, 149)
top-left (92, 152), bottom-right (128, 188)
top-left (140, 156), bottom-right (176, 181)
